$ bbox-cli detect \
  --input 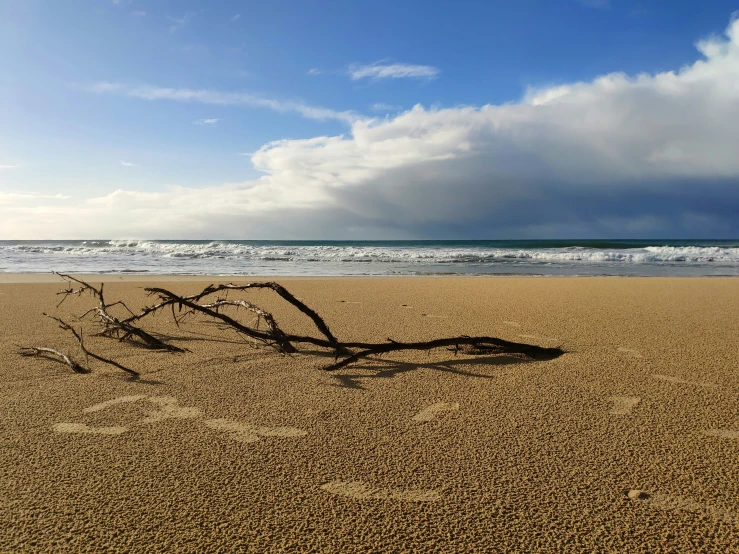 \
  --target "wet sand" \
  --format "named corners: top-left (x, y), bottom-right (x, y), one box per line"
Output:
top-left (1, 276), bottom-right (738, 552)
